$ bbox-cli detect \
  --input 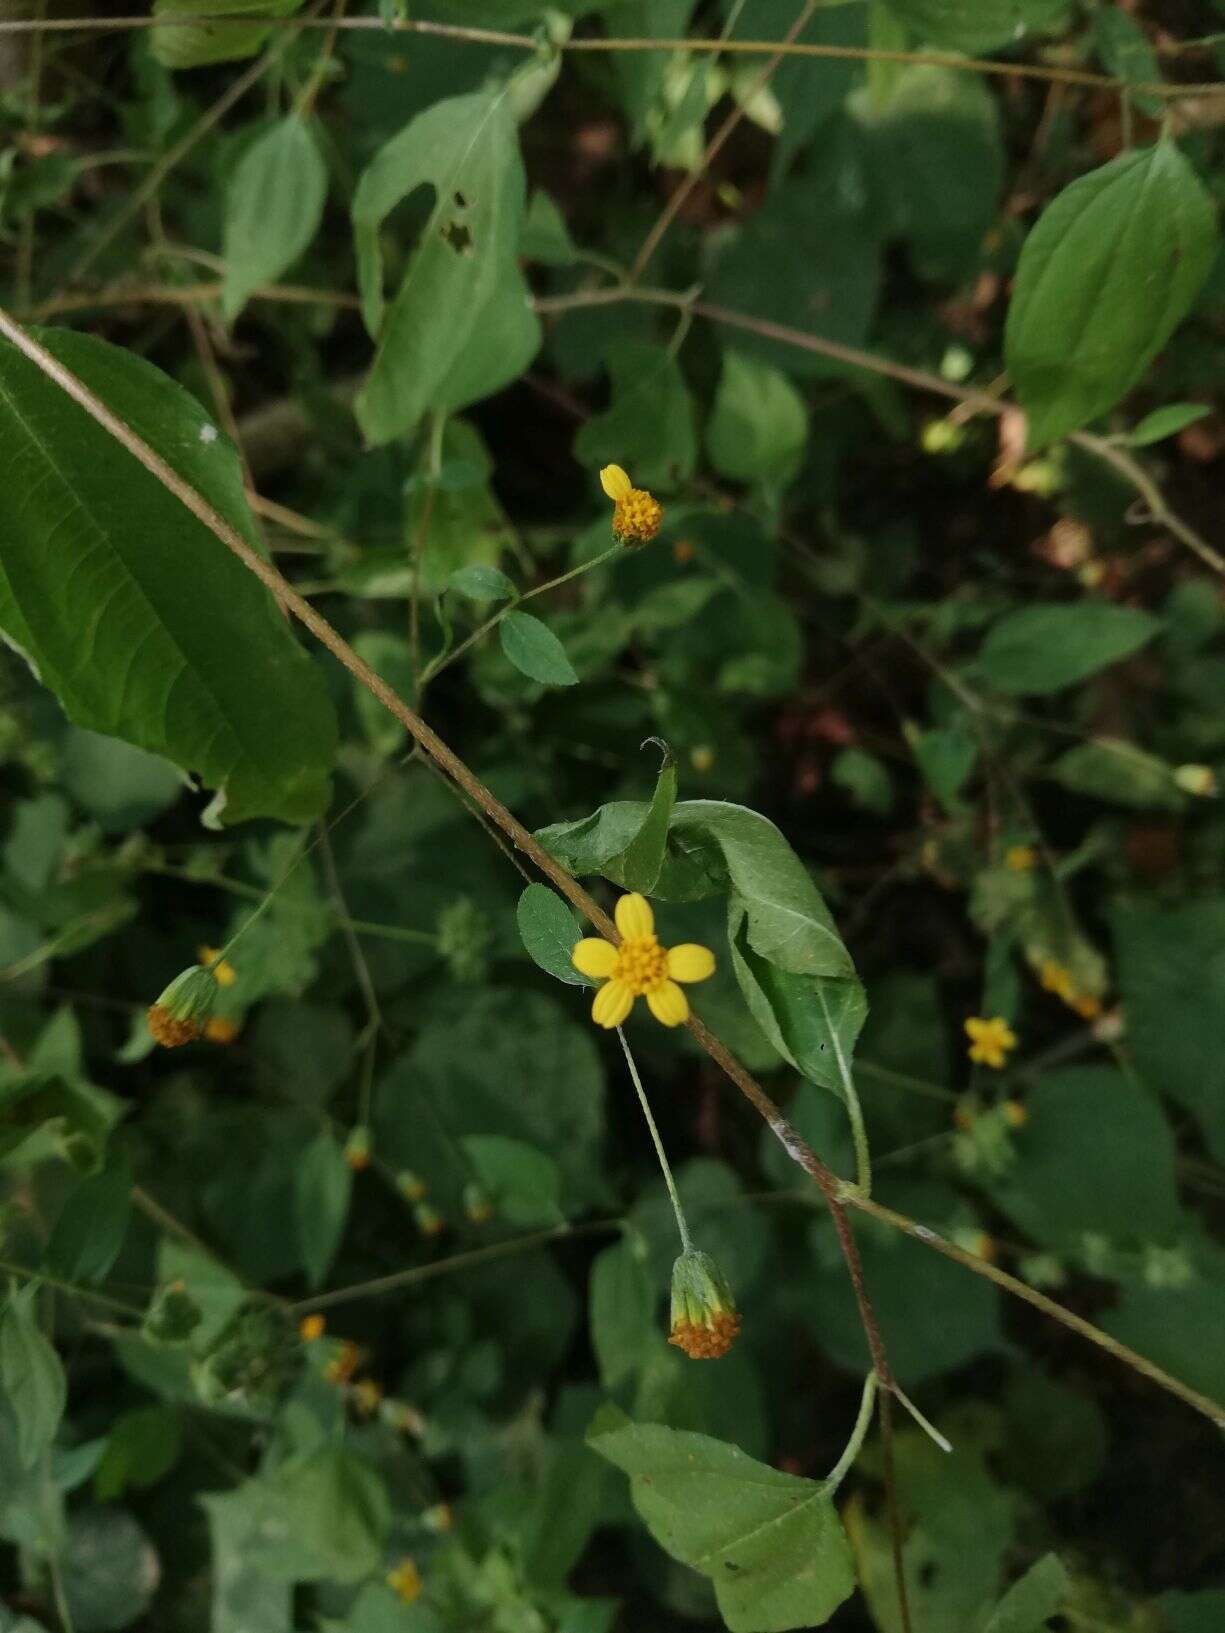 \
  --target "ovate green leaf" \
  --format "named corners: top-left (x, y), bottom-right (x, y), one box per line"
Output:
top-left (461, 1134), bottom-right (563, 1227)
top-left (295, 1133), bottom-right (352, 1290)
top-left (222, 116), bottom-right (328, 321)
top-left (47, 1157), bottom-right (131, 1283)
top-left (707, 351), bottom-right (807, 488)
top-left (1005, 142), bottom-right (1218, 449)
top-left (353, 90), bottom-right (540, 444)
top-left (152, 0), bottom-right (306, 68)
top-left (589, 1237), bottom-right (654, 1389)
top-left (573, 340), bottom-right (698, 492)
top-left (978, 603), bottom-right (1160, 695)
top-left (499, 611), bottom-right (578, 687)
top-left (516, 883), bottom-right (587, 986)
top-left (588, 1410), bottom-right (855, 1632)
top-left (611, 749), bottom-right (677, 894)
top-left (0, 330), bottom-right (337, 825)
top-left (983, 1553), bottom-right (1070, 1633)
